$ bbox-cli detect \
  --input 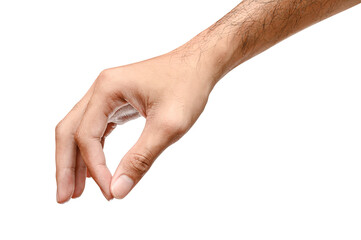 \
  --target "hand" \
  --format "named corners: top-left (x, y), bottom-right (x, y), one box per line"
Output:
top-left (56, 0), bottom-right (357, 203)
top-left (55, 45), bottom-right (218, 202)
